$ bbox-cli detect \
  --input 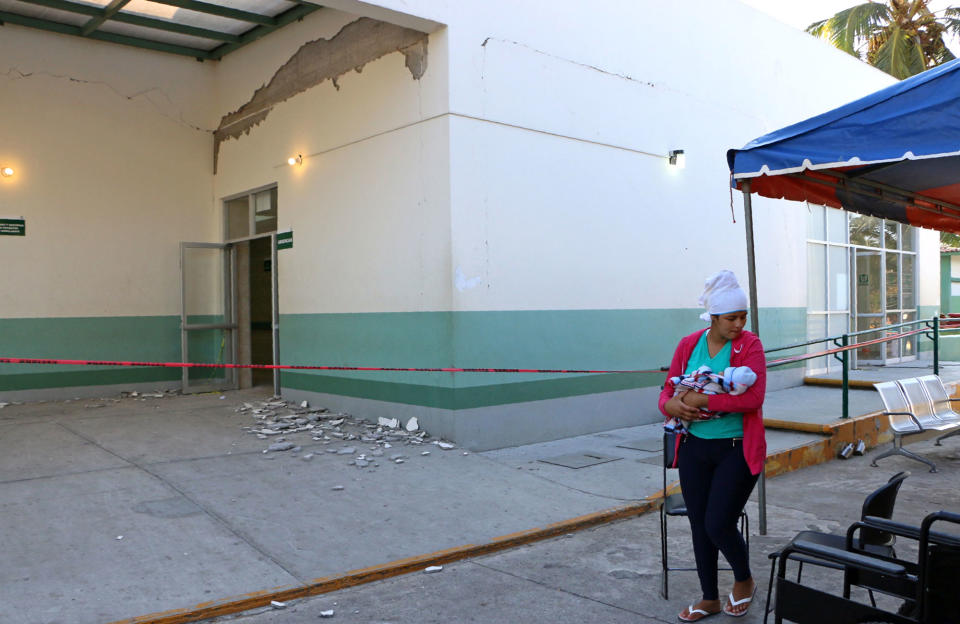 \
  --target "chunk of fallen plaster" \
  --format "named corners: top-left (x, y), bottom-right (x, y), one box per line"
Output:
top-left (378, 417), bottom-right (399, 429)
top-left (271, 600), bottom-right (286, 609)
top-left (405, 417), bottom-right (419, 432)
top-left (338, 447), bottom-right (356, 455)
top-left (319, 610), bottom-right (335, 618)
top-left (331, 485), bottom-right (344, 491)
top-left (437, 442), bottom-right (455, 450)
top-left (424, 566), bottom-right (443, 574)
top-left (300, 400), bottom-right (309, 408)
top-left (268, 442), bottom-right (295, 452)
